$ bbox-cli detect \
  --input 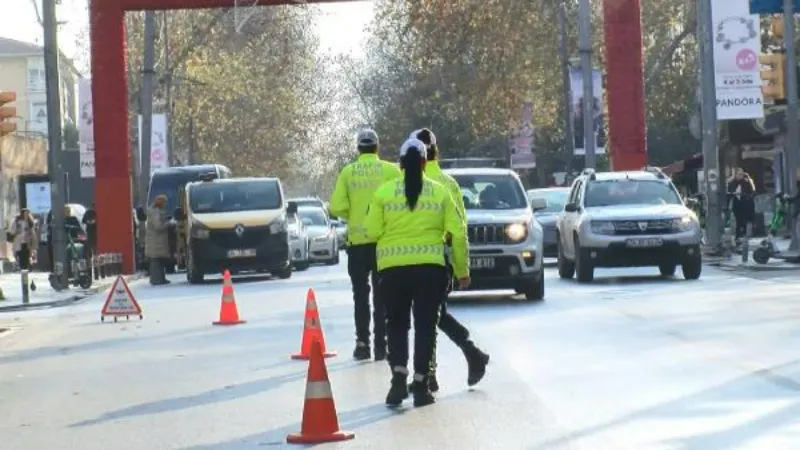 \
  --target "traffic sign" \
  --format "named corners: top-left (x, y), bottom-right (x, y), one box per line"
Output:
top-left (100, 276), bottom-right (143, 321)
top-left (750, 0), bottom-right (799, 14)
